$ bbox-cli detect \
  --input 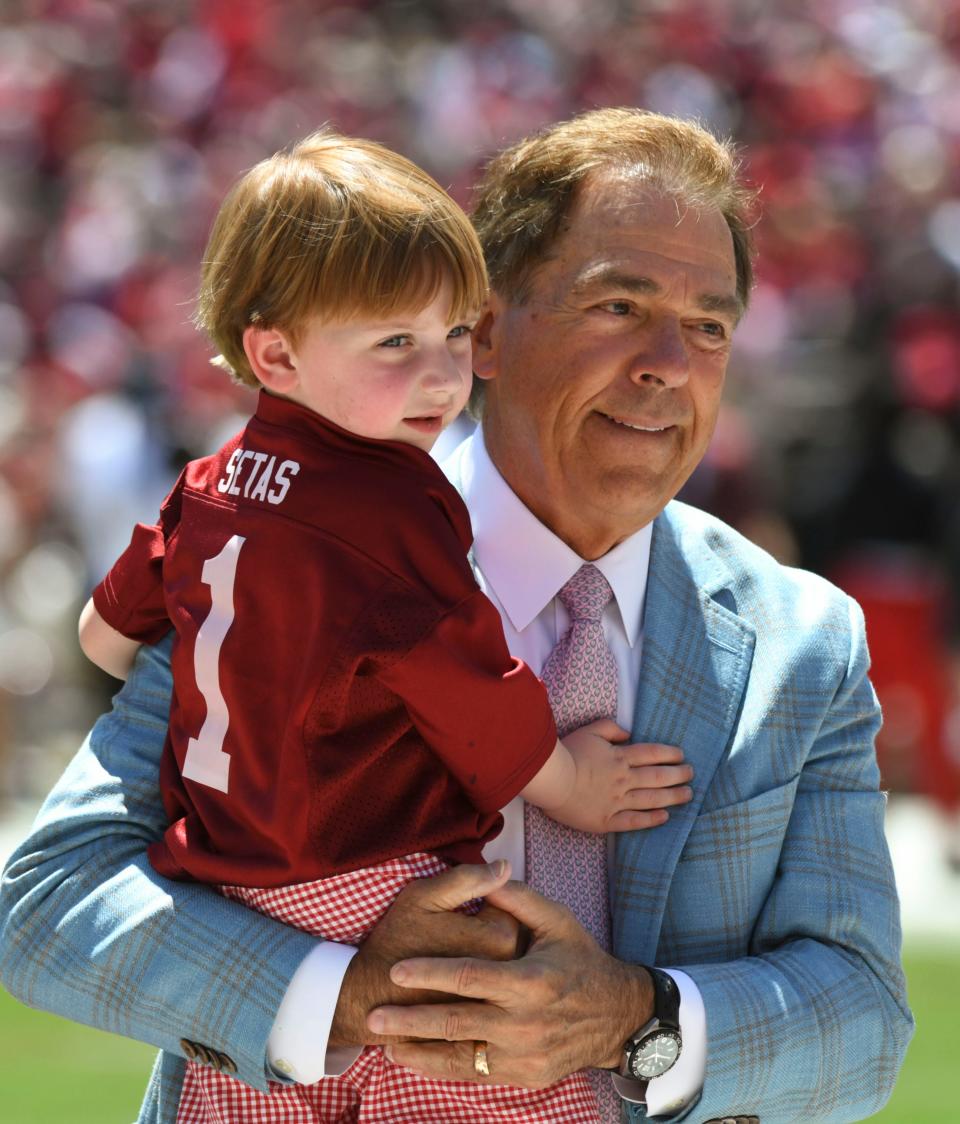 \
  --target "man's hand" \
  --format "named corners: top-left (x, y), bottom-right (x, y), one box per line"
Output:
top-left (367, 879), bottom-right (654, 1088)
top-left (329, 861), bottom-right (520, 1048)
